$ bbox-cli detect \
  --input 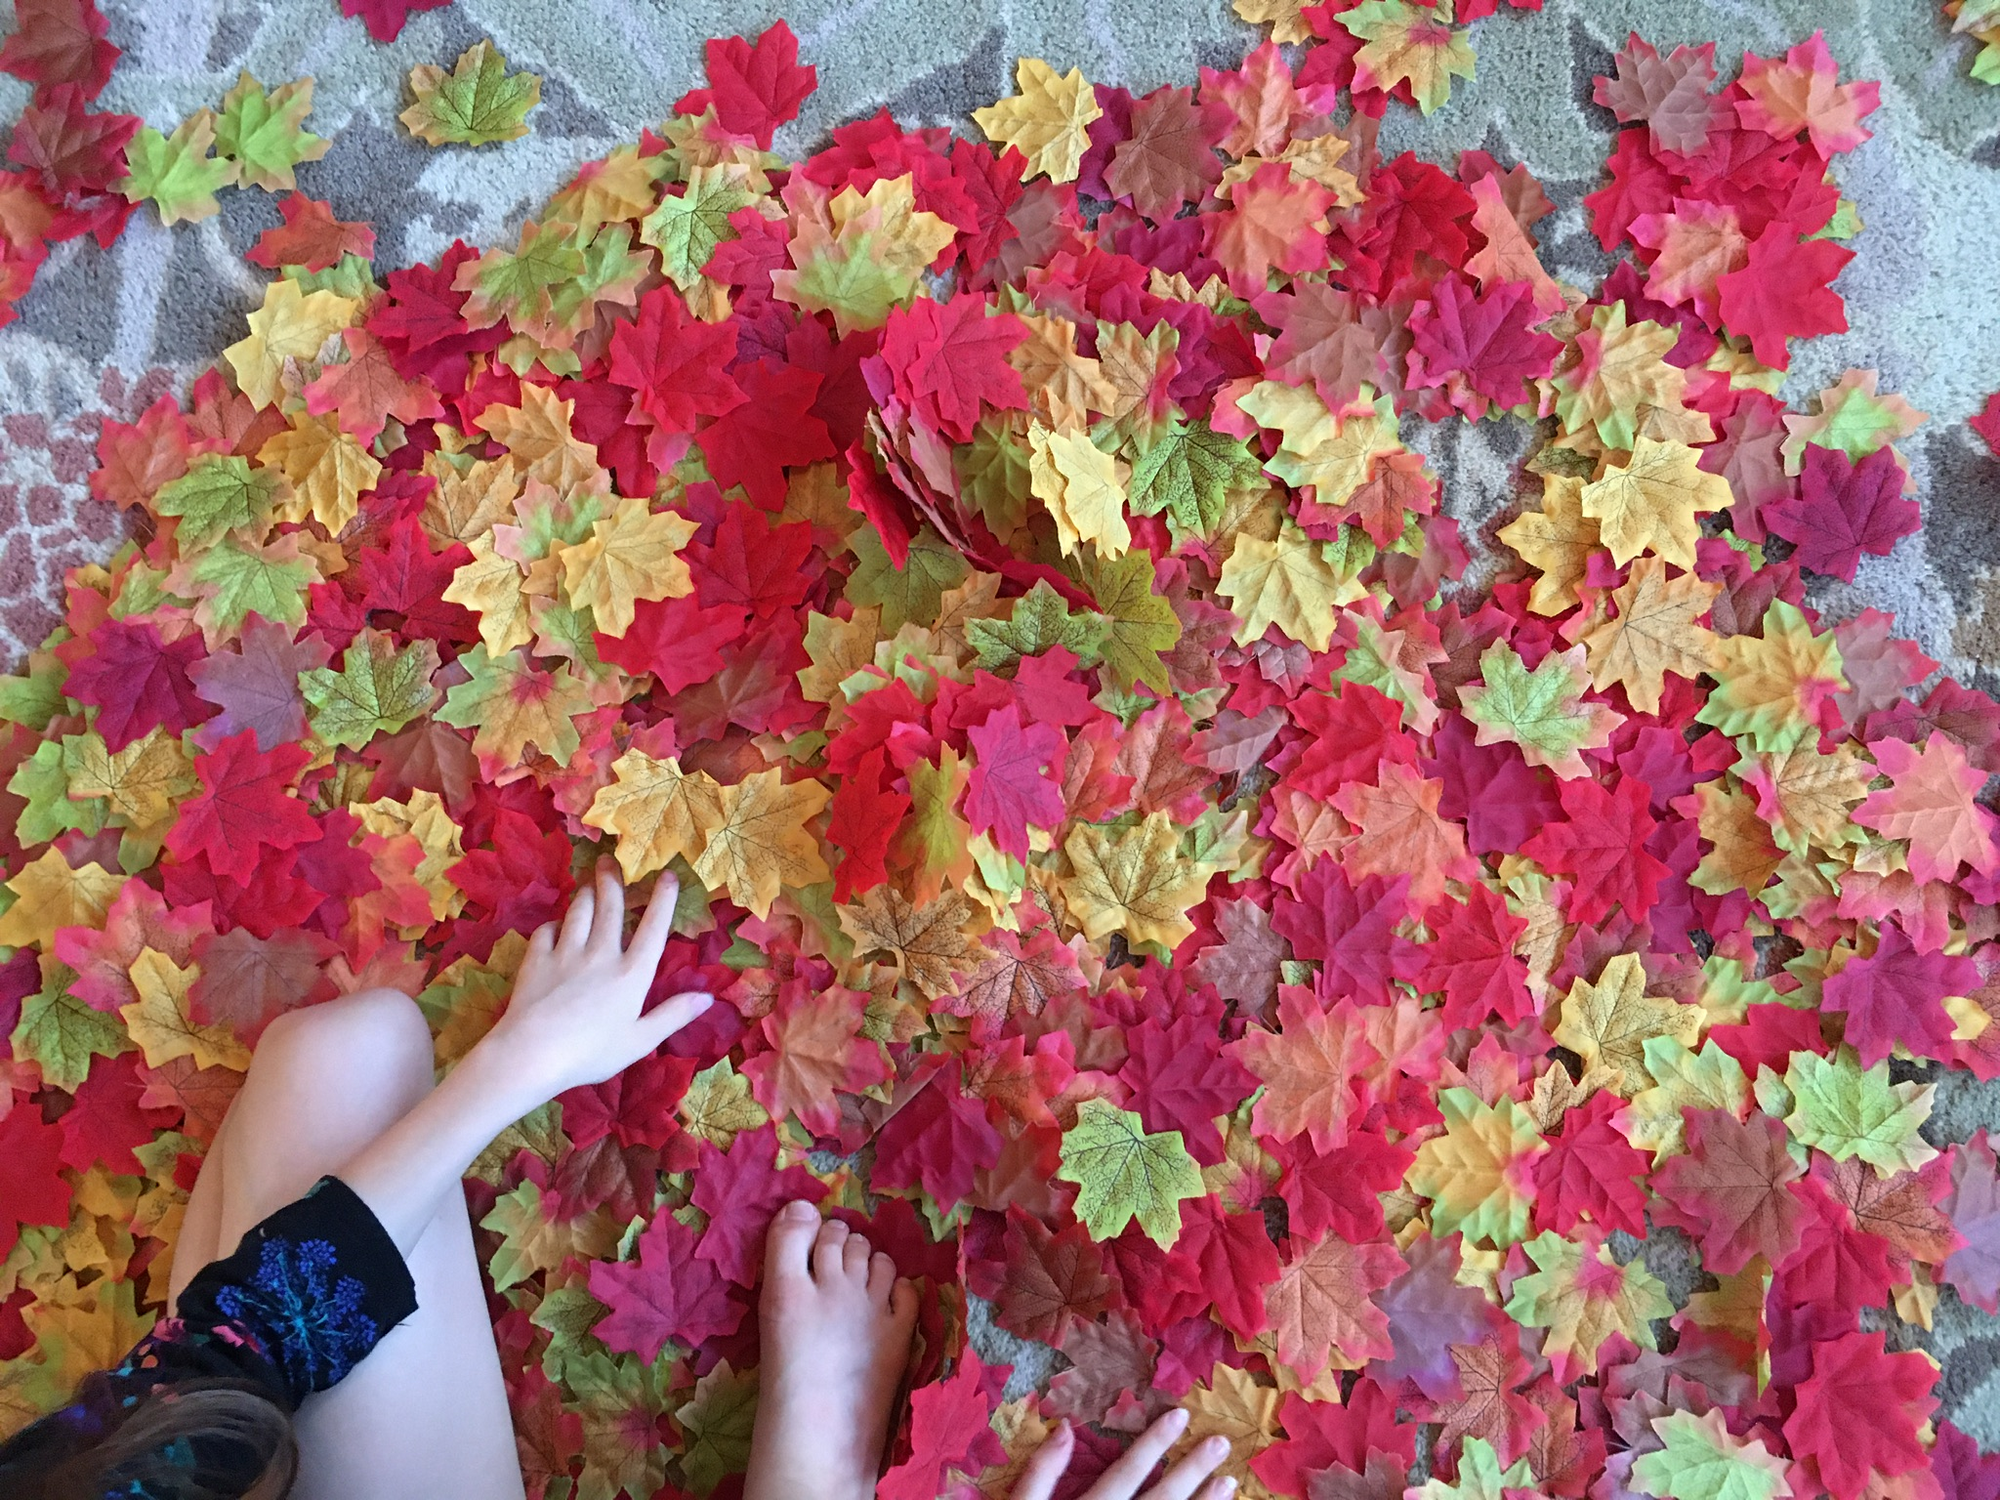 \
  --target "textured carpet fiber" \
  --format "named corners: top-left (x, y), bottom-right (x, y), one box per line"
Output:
top-left (3, 0), bottom-right (2000, 1440)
